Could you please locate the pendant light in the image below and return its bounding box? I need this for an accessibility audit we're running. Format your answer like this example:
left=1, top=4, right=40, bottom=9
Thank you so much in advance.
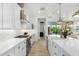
left=56, top=3, right=66, bottom=24
left=56, top=3, right=73, bottom=25
left=72, top=10, right=79, bottom=17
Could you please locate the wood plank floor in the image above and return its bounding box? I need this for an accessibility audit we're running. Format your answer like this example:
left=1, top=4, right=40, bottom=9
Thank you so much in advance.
left=28, top=38, right=49, bottom=56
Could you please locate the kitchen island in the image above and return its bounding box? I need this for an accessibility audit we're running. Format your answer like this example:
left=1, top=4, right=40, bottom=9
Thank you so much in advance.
left=48, top=34, right=79, bottom=56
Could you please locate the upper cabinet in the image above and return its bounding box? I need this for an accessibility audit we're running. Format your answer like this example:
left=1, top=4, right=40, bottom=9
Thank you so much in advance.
left=14, top=4, right=21, bottom=29
left=0, top=3, right=21, bottom=29
left=0, top=3, right=31, bottom=29
left=3, top=3, right=15, bottom=29
left=3, top=3, right=21, bottom=29
left=0, top=4, right=2, bottom=28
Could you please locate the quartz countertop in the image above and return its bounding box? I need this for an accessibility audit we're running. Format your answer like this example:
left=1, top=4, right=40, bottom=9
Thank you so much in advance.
left=48, top=34, right=79, bottom=56
left=0, top=38, right=26, bottom=55
left=0, top=29, right=35, bottom=55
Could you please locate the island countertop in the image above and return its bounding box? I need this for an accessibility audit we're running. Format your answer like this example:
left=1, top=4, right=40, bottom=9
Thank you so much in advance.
left=48, top=34, right=79, bottom=56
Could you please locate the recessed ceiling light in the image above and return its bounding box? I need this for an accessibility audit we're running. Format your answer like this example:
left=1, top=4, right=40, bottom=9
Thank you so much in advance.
left=40, top=7, right=45, bottom=11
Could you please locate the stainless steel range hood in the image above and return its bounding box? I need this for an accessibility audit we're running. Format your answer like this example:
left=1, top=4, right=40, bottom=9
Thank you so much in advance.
left=17, top=3, right=24, bottom=8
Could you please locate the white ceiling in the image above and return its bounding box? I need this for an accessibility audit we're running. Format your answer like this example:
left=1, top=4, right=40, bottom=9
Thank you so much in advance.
left=24, top=3, right=79, bottom=22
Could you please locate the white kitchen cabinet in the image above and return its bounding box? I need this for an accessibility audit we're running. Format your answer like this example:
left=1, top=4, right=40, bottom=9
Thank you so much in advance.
left=3, top=3, right=15, bottom=29
left=52, top=41, right=70, bottom=56
left=48, top=36, right=59, bottom=56
left=60, top=49, right=70, bottom=56
left=0, top=4, right=2, bottom=28
left=30, top=34, right=35, bottom=45
left=15, top=40, right=26, bottom=56
left=1, top=39, right=26, bottom=56
left=2, top=3, right=21, bottom=29
left=52, top=42, right=59, bottom=56
left=14, top=42, right=22, bottom=56
left=14, top=4, right=21, bottom=29
left=20, top=40, right=26, bottom=56
left=2, top=48, right=15, bottom=56
left=48, top=36, right=70, bottom=56
left=48, top=43, right=53, bottom=56
left=48, top=36, right=53, bottom=56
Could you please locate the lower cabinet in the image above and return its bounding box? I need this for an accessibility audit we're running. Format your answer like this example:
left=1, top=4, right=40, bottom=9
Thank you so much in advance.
left=48, top=36, right=53, bottom=55
left=60, top=50, right=70, bottom=56
left=52, top=41, right=70, bottom=56
left=1, top=39, right=26, bottom=56
left=1, top=48, right=15, bottom=56
left=21, top=40, right=26, bottom=56
left=14, top=43, right=22, bottom=56
left=15, top=40, right=26, bottom=56
left=30, top=34, right=35, bottom=45
left=48, top=36, right=70, bottom=56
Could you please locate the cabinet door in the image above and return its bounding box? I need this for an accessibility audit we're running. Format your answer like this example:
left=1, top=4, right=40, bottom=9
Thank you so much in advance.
left=14, top=4, right=21, bottom=29
left=15, top=40, right=26, bottom=56
left=53, top=43, right=58, bottom=56
left=3, top=3, right=15, bottom=29
left=30, top=35, right=35, bottom=45
left=52, top=42, right=62, bottom=56
left=48, top=37, right=53, bottom=56
left=61, top=49, right=70, bottom=56
left=1, top=48, right=15, bottom=56
left=20, top=40, right=26, bottom=56
left=0, top=4, right=2, bottom=28
left=14, top=43, right=22, bottom=56
left=52, top=41, right=70, bottom=56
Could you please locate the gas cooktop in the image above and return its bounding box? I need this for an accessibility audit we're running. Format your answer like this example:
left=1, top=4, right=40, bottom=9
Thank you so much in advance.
left=15, top=35, right=29, bottom=38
